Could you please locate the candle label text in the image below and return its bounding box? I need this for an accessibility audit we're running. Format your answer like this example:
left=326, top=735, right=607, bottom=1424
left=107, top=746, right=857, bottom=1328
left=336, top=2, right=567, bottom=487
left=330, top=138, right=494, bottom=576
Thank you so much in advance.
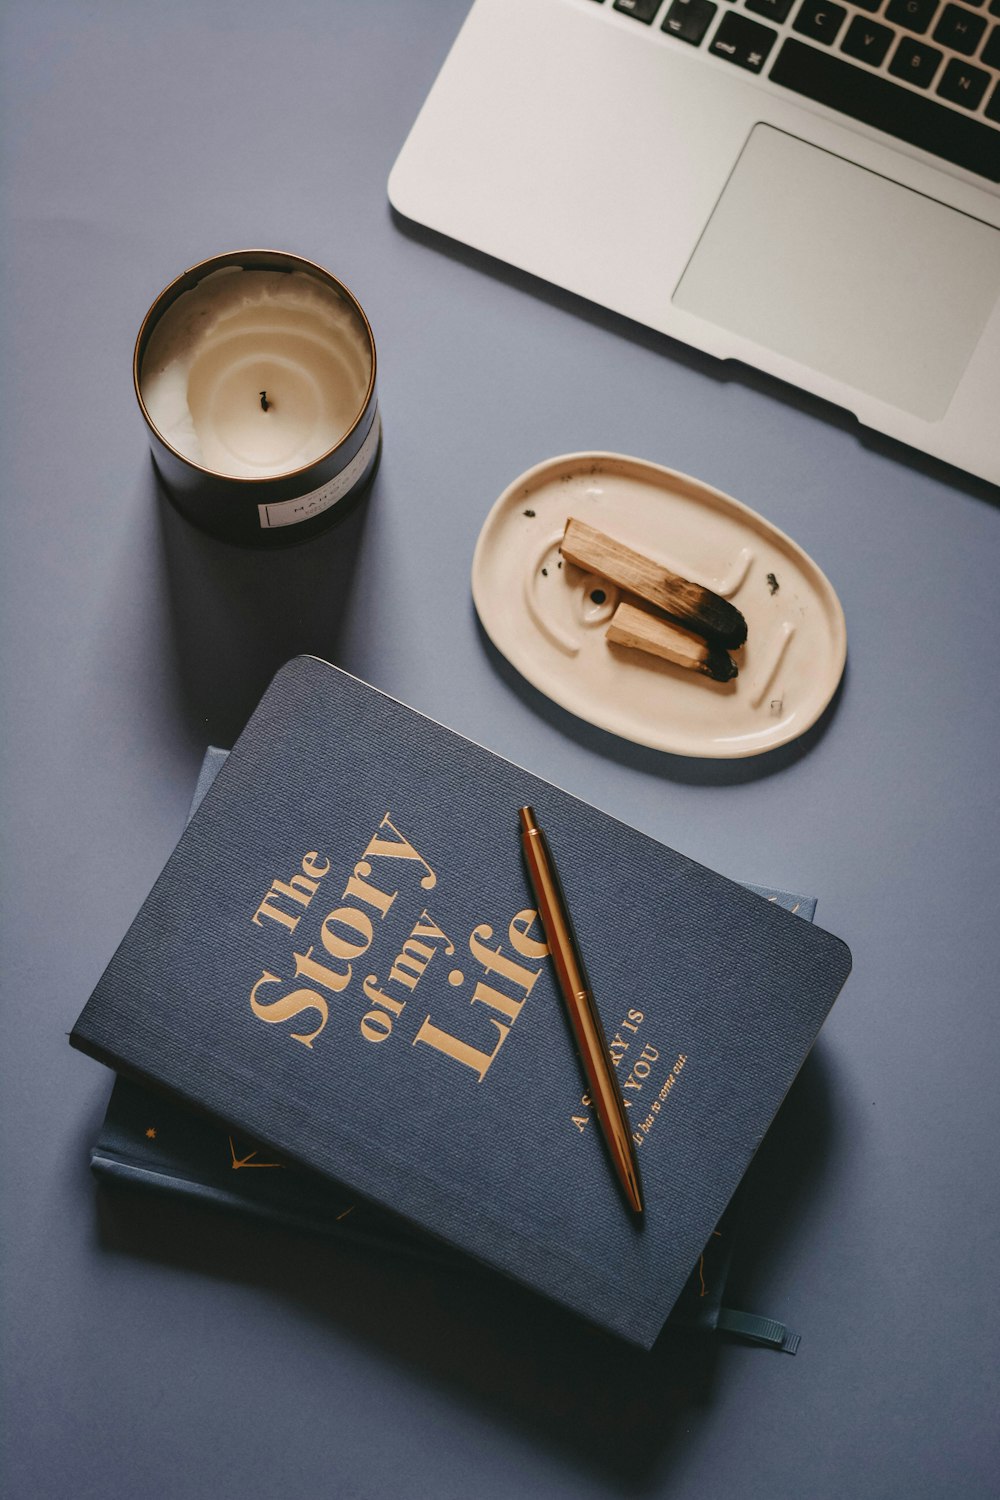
left=257, top=407, right=381, bottom=529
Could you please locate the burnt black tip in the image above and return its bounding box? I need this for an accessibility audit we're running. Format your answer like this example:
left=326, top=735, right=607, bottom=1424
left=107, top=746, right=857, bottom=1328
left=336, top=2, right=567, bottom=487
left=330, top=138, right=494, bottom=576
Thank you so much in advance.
left=726, top=615, right=748, bottom=649
left=703, top=599, right=747, bottom=649
left=682, top=590, right=748, bottom=650
left=705, top=646, right=739, bottom=683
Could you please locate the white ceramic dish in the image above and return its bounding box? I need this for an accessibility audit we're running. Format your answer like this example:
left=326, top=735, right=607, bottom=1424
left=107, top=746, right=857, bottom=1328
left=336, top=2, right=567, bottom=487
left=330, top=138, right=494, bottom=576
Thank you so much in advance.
left=471, top=452, right=847, bottom=758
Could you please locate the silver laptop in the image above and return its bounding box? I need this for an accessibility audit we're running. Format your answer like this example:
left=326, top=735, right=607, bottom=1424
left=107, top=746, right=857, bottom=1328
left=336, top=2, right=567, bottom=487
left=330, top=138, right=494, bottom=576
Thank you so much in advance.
left=389, top=0, right=1000, bottom=485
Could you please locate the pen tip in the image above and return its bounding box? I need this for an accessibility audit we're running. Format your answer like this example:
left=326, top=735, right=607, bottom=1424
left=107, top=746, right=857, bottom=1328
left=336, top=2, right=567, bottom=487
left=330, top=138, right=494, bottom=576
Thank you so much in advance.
left=623, top=1161, right=644, bottom=1216
left=519, top=805, right=537, bottom=833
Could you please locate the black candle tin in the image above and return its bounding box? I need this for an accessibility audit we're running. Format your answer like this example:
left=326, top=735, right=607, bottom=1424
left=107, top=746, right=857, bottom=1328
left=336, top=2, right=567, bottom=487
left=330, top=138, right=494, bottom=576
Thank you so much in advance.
left=133, top=250, right=380, bottom=546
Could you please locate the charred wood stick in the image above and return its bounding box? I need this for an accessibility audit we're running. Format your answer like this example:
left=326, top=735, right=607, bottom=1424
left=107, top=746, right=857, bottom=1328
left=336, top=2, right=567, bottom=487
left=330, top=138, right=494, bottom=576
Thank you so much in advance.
left=606, top=601, right=738, bottom=683
left=561, top=518, right=748, bottom=649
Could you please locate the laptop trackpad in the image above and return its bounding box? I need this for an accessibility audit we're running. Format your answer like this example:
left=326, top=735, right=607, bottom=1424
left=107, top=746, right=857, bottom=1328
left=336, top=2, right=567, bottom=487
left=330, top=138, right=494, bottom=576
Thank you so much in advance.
left=672, top=124, right=1000, bottom=422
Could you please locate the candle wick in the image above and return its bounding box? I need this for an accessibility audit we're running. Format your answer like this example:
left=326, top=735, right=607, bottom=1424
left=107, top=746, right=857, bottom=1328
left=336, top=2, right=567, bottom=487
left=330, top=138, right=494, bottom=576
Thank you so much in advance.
left=259, top=390, right=270, bottom=412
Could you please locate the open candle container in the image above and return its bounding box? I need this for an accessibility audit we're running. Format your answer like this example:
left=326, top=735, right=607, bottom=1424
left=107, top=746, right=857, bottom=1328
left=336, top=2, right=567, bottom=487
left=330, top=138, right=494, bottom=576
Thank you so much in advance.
left=134, top=250, right=380, bottom=544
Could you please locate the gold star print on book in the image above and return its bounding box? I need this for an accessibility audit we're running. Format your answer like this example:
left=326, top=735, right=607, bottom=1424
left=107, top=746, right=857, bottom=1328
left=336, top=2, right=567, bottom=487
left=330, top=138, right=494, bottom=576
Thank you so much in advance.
left=227, top=1136, right=284, bottom=1170
left=224, top=1136, right=356, bottom=1216
left=145, top=1127, right=157, bottom=1139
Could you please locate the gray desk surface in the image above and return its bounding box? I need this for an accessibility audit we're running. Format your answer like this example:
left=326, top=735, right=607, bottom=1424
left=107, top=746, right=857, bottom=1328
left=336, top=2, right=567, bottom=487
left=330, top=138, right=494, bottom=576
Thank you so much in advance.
left=2, top=3, right=998, bottom=1496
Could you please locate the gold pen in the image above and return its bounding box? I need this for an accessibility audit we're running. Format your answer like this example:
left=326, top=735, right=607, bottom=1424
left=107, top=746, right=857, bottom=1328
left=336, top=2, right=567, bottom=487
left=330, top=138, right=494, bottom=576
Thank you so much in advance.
left=519, top=806, right=644, bottom=1217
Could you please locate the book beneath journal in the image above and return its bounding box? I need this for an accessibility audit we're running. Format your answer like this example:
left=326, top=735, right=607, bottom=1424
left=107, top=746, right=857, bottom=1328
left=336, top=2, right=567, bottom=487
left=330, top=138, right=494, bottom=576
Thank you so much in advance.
left=71, top=656, right=851, bottom=1348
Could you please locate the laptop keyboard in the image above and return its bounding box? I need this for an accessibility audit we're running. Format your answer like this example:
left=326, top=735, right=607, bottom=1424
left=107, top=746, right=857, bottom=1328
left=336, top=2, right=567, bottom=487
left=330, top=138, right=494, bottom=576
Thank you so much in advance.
left=592, top=0, right=1000, bottom=180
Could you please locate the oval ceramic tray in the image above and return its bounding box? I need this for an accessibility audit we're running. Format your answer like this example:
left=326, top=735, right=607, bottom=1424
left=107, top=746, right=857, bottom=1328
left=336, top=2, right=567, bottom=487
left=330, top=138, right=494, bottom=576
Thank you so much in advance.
left=471, top=453, right=846, bottom=758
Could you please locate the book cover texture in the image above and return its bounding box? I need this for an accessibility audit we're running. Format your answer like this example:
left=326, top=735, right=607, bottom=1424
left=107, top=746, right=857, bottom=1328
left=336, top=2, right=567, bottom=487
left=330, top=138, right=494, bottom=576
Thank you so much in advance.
left=72, top=657, right=850, bottom=1346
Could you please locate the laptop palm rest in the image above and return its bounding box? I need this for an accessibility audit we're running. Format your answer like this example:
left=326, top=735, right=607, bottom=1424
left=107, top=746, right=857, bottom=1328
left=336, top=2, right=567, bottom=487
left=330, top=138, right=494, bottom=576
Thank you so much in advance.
left=672, top=124, right=1000, bottom=422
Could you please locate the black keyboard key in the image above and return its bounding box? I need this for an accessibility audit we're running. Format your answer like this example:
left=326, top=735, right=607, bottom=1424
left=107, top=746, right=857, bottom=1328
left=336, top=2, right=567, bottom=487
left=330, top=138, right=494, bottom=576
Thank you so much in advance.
left=986, top=81, right=1000, bottom=119
left=613, top=0, right=661, bottom=20
left=663, top=0, right=719, bottom=41
left=989, top=0, right=1000, bottom=14
left=793, top=0, right=848, bottom=39
left=768, top=38, right=1000, bottom=179
left=932, top=3, right=988, bottom=50
left=850, top=0, right=885, bottom=11
left=709, top=12, right=778, bottom=68
left=937, top=54, right=991, bottom=103
left=841, top=13, right=895, bottom=61
left=746, top=0, right=795, bottom=21
left=889, top=34, right=943, bottom=81
left=885, top=0, right=939, bottom=32
left=981, top=23, right=1000, bottom=64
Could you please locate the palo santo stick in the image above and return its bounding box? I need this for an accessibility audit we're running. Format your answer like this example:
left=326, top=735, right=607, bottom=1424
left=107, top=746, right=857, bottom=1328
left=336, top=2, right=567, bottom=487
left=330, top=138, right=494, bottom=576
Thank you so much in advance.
left=562, top=517, right=747, bottom=649
left=607, top=600, right=738, bottom=682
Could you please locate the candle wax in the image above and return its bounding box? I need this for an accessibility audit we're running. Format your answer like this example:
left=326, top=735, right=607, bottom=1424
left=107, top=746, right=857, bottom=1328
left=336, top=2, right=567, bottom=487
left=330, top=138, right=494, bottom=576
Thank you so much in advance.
left=140, top=268, right=372, bottom=479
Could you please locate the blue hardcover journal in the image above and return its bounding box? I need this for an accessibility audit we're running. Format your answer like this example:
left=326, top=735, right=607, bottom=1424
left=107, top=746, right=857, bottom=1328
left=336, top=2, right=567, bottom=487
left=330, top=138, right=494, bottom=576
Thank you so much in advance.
left=71, top=656, right=850, bottom=1347
left=89, top=748, right=813, bottom=1346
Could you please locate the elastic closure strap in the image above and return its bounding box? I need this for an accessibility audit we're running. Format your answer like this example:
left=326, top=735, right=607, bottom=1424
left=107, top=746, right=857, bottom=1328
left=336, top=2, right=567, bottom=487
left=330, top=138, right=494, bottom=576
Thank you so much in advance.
left=717, top=1307, right=801, bottom=1355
